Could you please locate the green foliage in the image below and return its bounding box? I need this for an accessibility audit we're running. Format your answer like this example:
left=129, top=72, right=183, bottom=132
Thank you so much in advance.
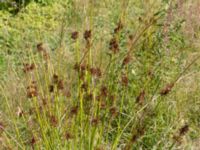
left=0, top=0, right=200, bottom=149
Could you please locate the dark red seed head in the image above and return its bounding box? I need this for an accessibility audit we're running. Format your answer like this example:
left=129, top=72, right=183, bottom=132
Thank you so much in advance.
left=136, top=90, right=145, bottom=105
left=53, top=74, right=59, bottom=84
left=81, top=82, right=88, bottom=91
left=65, top=132, right=73, bottom=140
left=71, top=31, right=79, bottom=40
left=57, top=80, right=64, bottom=90
left=23, top=63, right=35, bottom=73
left=114, top=20, right=123, bottom=33
left=27, top=83, right=38, bottom=98
left=84, top=30, right=92, bottom=40
left=74, top=62, right=80, bottom=72
left=49, top=85, right=54, bottom=93
left=122, top=55, right=132, bottom=66
left=129, top=34, right=134, bottom=41
left=100, top=86, right=108, bottom=97
left=30, top=136, right=36, bottom=146
left=109, top=94, right=115, bottom=104
left=179, top=124, right=189, bottom=136
left=91, top=117, right=99, bottom=126
left=90, top=67, right=102, bottom=78
left=37, top=43, right=44, bottom=52
left=50, top=115, right=58, bottom=127
left=70, top=106, right=78, bottom=116
left=63, top=89, right=71, bottom=98
left=109, top=106, right=118, bottom=117
left=121, top=75, right=129, bottom=87
left=109, top=38, right=119, bottom=54
left=160, top=83, right=174, bottom=96
left=100, top=101, right=106, bottom=109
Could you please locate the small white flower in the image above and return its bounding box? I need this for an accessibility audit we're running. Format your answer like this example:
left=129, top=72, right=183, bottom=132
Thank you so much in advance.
left=131, top=69, right=136, bottom=75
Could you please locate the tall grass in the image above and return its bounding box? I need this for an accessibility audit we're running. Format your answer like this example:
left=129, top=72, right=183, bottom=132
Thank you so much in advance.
left=0, top=0, right=200, bottom=149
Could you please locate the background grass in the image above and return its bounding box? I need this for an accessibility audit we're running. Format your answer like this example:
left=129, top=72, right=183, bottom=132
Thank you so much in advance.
left=0, top=0, right=200, bottom=149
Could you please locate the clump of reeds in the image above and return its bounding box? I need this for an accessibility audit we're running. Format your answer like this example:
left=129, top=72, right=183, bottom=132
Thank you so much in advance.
left=0, top=2, right=199, bottom=149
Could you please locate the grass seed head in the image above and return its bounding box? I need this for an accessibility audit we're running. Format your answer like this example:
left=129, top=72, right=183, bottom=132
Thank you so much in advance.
left=160, top=83, right=174, bottom=95
left=121, top=74, right=129, bottom=87
left=122, top=55, right=132, bottom=66
left=70, top=106, right=78, bottom=116
left=84, top=30, right=92, bottom=40
left=128, top=34, right=134, bottom=41
left=37, top=43, right=45, bottom=52
left=71, top=31, right=79, bottom=40
left=90, top=67, right=102, bottom=78
left=30, top=136, right=36, bottom=147
left=109, top=38, right=119, bottom=54
left=65, top=132, right=73, bottom=140
left=53, top=74, right=59, bottom=84
left=81, top=82, right=88, bottom=91
left=179, top=124, right=189, bottom=136
left=136, top=90, right=145, bottom=104
left=16, top=107, right=24, bottom=117
left=109, top=106, right=118, bottom=117
left=49, top=84, right=54, bottom=93
left=100, top=86, right=108, bottom=97
left=23, top=63, right=35, bottom=73
left=50, top=115, right=58, bottom=127
left=114, top=20, right=123, bottom=34
left=91, top=117, right=100, bottom=126
left=27, top=82, right=38, bottom=98
left=63, top=88, right=71, bottom=97
left=57, top=80, right=64, bottom=90
left=100, top=101, right=106, bottom=109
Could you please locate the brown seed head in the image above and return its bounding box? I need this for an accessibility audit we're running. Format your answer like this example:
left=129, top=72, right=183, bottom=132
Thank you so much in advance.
left=84, top=30, right=92, bottom=40
left=109, top=38, right=119, bottom=54
left=81, top=82, right=88, bottom=91
left=90, top=67, right=102, bottom=77
left=37, top=43, right=45, bottom=52
left=57, top=80, right=64, bottom=90
left=80, top=64, right=86, bottom=72
left=122, top=55, right=132, bottom=66
left=23, top=63, right=35, bottom=73
left=100, top=86, right=108, bottom=97
left=53, top=74, right=59, bottom=84
left=121, top=75, right=129, bottom=87
left=109, top=106, right=118, bottom=117
left=179, top=124, right=189, bottom=136
left=74, top=62, right=80, bottom=72
left=129, top=34, right=134, bottom=41
left=136, top=90, right=145, bottom=105
left=70, top=106, right=78, bottom=116
left=65, top=132, right=73, bottom=140
left=16, top=107, right=24, bottom=117
left=63, top=89, right=71, bottom=98
left=91, top=117, right=99, bottom=126
left=50, top=115, right=58, bottom=127
left=114, top=20, right=123, bottom=33
left=30, top=136, right=36, bottom=147
left=100, top=101, right=106, bottom=109
left=160, top=83, right=174, bottom=95
left=49, top=85, right=54, bottom=93
left=27, top=83, right=38, bottom=98
left=71, top=31, right=79, bottom=40
left=109, top=94, right=115, bottom=104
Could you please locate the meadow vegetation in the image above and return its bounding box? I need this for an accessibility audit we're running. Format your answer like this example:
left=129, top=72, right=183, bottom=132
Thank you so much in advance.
left=0, top=0, right=200, bottom=149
